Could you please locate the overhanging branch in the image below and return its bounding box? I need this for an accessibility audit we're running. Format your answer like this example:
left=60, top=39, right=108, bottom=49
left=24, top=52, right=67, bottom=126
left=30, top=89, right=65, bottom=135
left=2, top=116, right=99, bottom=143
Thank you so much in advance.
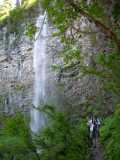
left=65, top=0, right=120, bottom=51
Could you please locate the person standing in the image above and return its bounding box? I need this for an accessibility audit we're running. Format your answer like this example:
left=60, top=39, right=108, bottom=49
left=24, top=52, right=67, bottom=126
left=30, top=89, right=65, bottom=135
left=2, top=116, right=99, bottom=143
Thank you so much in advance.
left=92, top=120, right=98, bottom=147
left=87, top=116, right=94, bottom=139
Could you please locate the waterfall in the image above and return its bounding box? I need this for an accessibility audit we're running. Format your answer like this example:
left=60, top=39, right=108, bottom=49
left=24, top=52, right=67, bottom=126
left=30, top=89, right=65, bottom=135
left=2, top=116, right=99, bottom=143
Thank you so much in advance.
left=30, top=12, right=48, bottom=133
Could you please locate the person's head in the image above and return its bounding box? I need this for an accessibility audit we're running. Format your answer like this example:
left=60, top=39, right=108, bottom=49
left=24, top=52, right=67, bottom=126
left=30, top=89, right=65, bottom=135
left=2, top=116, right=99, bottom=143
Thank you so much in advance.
left=88, top=112, right=93, bottom=118
left=94, top=120, right=97, bottom=125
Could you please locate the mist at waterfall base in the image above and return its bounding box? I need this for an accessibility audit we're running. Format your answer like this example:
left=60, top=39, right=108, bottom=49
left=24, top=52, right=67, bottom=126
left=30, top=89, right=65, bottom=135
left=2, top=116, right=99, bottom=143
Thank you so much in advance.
left=30, top=13, right=47, bottom=133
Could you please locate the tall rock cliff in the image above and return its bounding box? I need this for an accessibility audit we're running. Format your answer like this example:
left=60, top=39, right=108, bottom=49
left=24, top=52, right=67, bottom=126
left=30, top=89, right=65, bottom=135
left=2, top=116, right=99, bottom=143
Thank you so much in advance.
left=0, top=1, right=115, bottom=117
left=0, top=4, right=40, bottom=114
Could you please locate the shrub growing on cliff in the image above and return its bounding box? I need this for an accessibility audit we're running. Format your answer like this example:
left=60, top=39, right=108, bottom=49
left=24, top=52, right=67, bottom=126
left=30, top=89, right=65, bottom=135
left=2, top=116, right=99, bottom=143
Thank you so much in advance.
left=25, top=22, right=37, bottom=38
left=34, top=105, right=90, bottom=160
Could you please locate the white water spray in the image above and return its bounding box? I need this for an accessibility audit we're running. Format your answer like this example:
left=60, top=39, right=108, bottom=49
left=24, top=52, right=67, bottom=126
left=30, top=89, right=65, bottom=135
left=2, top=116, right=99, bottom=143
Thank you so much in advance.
left=30, top=12, right=48, bottom=133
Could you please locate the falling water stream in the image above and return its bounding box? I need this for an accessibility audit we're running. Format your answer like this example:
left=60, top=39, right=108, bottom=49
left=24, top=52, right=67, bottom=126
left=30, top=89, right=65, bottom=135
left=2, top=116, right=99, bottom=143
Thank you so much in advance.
left=30, top=12, right=47, bottom=133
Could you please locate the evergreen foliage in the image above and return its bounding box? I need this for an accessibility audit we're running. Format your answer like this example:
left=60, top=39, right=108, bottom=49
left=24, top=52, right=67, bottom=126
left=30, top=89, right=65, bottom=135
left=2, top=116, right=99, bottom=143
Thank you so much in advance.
left=0, top=107, right=90, bottom=160
left=0, top=0, right=38, bottom=36
left=0, top=113, right=38, bottom=160
left=100, top=104, right=120, bottom=160
left=0, top=0, right=37, bottom=23
left=34, top=105, right=90, bottom=160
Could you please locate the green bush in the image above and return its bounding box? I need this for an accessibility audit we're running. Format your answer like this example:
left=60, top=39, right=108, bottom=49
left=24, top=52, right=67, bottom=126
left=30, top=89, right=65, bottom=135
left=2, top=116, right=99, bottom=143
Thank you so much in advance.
left=100, top=104, right=120, bottom=160
left=0, top=105, right=90, bottom=160
left=34, top=105, right=90, bottom=160
left=0, top=113, right=38, bottom=160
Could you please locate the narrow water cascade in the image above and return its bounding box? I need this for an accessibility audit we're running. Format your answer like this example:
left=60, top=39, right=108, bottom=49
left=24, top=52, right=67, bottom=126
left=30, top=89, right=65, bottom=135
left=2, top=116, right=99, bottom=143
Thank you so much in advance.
left=30, top=12, right=48, bottom=133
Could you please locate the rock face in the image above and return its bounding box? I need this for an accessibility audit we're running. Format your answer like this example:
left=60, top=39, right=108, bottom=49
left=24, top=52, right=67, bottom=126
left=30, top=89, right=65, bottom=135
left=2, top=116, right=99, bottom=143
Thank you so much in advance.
left=54, top=16, right=113, bottom=115
left=0, top=28, right=33, bottom=113
left=0, top=5, right=64, bottom=114
left=0, top=3, right=114, bottom=116
left=0, top=5, right=40, bottom=114
left=42, top=0, right=117, bottom=115
left=0, top=12, right=103, bottom=115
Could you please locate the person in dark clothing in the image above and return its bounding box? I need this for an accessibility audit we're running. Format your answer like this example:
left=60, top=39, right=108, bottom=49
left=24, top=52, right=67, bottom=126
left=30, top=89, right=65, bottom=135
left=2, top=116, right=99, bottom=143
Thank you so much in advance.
left=94, top=116, right=101, bottom=137
left=92, top=121, right=98, bottom=147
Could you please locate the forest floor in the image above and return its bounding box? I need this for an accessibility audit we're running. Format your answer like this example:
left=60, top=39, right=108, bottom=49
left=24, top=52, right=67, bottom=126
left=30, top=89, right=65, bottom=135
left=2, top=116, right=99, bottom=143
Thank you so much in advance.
left=90, top=138, right=104, bottom=160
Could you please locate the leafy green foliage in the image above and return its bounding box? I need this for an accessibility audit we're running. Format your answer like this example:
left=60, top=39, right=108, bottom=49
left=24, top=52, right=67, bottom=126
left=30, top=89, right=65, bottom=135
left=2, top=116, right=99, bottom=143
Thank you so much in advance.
left=88, top=2, right=106, bottom=20
left=8, top=7, right=24, bottom=33
left=34, top=105, right=90, bottom=160
left=0, top=0, right=24, bottom=22
left=0, top=106, right=90, bottom=160
left=41, top=0, right=78, bottom=34
left=61, top=45, right=82, bottom=65
left=112, top=0, right=120, bottom=21
left=100, top=104, right=120, bottom=160
left=0, top=113, right=38, bottom=160
left=0, top=0, right=12, bottom=22
left=95, top=52, right=120, bottom=95
left=25, top=22, right=37, bottom=38
left=116, top=28, right=120, bottom=40
left=0, top=0, right=38, bottom=35
left=15, top=83, right=26, bottom=91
